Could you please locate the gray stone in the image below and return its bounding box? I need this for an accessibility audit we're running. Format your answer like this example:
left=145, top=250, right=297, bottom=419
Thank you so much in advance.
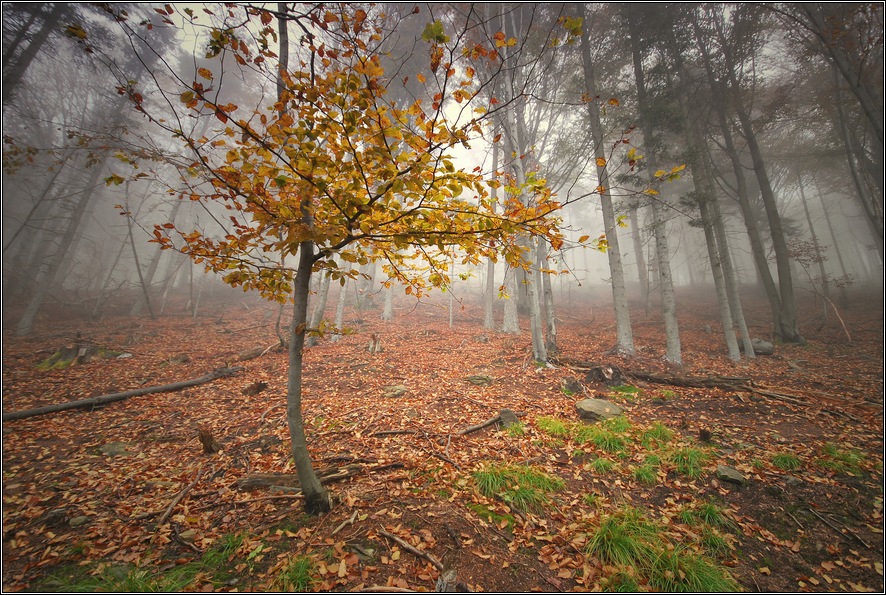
left=464, top=375, right=494, bottom=386
left=716, top=465, right=747, bottom=485
left=783, top=475, right=804, bottom=486
left=99, top=442, right=131, bottom=456
left=575, top=399, right=624, bottom=422
left=382, top=385, right=407, bottom=398
left=741, top=338, right=774, bottom=356
left=69, top=515, right=90, bottom=527
left=560, top=377, right=584, bottom=395
left=499, top=409, right=520, bottom=428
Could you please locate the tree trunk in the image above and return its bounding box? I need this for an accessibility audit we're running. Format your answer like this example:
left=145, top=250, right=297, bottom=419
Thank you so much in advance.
left=811, top=173, right=850, bottom=307
left=797, top=171, right=830, bottom=298
left=2, top=3, right=65, bottom=103
left=538, top=238, right=557, bottom=358
left=331, top=262, right=351, bottom=343
left=628, top=12, right=679, bottom=363
left=131, top=199, right=181, bottom=316
left=628, top=204, right=649, bottom=311
left=278, top=2, right=328, bottom=515
left=501, top=265, right=520, bottom=333
left=306, top=270, right=331, bottom=347
left=287, top=243, right=330, bottom=514
left=16, top=166, right=101, bottom=336
left=483, top=134, right=500, bottom=330
left=580, top=4, right=634, bottom=355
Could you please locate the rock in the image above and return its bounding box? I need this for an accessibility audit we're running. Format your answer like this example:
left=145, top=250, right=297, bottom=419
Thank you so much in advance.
left=69, top=515, right=90, bottom=527
left=382, top=385, right=407, bottom=398
left=237, top=346, right=265, bottom=361
left=560, top=377, right=584, bottom=395
left=499, top=409, right=520, bottom=428
left=464, top=375, right=494, bottom=386
left=575, top=399, right=624, bottom=422
left=472, top=335, right=489, bottom=343
left=740, top=338, right=774, bottom=356
left=783, top=475, right=804, bottom=486
left=178, top=529, right=197, bottom=542
left=99, top=442, right=131, bottom=456
left=716, top=465, right=747, bottom=485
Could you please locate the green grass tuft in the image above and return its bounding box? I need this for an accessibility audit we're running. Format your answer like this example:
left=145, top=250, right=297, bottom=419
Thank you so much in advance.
left=649, top=545, right=740, bottom=592
left=588, top=507, right=660, bottom=567
left=671, top=447, right=710, bottom=479
left=473, top=464, right=564, bottom=513
left=277, top=556, right=315, bottom=591
left=816, top=442, right=864, bottom=475
left=771, top=452, right=802, bottom=471
left=536, top=416, right=570, bottom=437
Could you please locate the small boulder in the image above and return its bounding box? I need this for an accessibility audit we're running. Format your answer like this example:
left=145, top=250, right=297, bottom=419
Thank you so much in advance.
left=716, top=465, right=747, bottom=485
left=576, top=399, right=624, bottom=422
left=560, top=377, right=584, bottom=395
left=382, top=385, right=407, bottom=398
left=99, top=442, right=131, bottom=457
left=69, top=515, right=90, bottom=527
left=499, top=409, right=520, bottom=428
left=740, top=338, right=774, bottom=356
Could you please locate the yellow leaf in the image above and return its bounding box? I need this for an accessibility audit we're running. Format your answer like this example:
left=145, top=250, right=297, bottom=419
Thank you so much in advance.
left=596, top=156, right=607, bottom=168
left=653, top=169, right=666, bottom=178
left=416, top=72, right=426, bottom=83
left=198, top=67, right=213, bottom=80
left=578, top=235, right=589, bottom=243
left=608, top=97, right=620, bottom=106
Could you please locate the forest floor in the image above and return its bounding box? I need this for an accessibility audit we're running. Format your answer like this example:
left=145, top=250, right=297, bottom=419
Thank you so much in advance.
left=2, top=288, right=883, bottom=592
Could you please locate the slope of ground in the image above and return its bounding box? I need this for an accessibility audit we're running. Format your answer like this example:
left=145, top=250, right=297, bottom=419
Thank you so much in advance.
left=2, top=289, right=883, bottom=592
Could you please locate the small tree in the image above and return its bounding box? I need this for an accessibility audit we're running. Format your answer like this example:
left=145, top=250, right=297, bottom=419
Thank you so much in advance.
left=112, top=4, right=563, bottom=513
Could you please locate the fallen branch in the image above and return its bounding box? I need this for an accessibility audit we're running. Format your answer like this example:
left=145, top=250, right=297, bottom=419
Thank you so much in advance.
left=2, top=367, right=244, bottom=422
left=458, top=411, right=526, bottom=435
left=377, top=528, right=443, bottom=571
left=157, top=466, right=205, bottom=527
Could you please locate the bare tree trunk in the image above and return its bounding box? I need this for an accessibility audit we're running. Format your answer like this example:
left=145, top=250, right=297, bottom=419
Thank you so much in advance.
left=131, top=199, right=181, bottom=316
left=539, top=238, right=557, bottom=358
left=331, top=262, right=350, bottom=343
left=278, top=2, right=328, bottom=515
left=484, top=133, right=500, bottom=330
left=501, top=266, right=520, bottom=334
left=628, top=204, right=649, bottom=310
left=2, top=3, right=65, bottom=103
left=16, top=166, right=101, bottom=336
left=305, top=270, right=331, bottom=347
left=580, top=4, right=634, bottom=355
left=797, top=171, right=830, bottom=298
left=811, top=173, right=850, bottom=307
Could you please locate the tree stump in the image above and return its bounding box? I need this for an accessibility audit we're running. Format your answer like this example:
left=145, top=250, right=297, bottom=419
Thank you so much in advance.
left=197, top=428, right=222, bottom=453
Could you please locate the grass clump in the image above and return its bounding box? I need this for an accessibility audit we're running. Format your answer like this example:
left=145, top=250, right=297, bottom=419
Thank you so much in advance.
left=633, top=464, right=658, bottom=485
left=588, top=507, right=660, bottom=568
left=642, top=422, right=674, bottom=447
left=671, top=447, right=710, bottom=479
left=603, top=416, right=632, bottom=433
left=611, top=384, right=642, bottom=400
left=589, top=457, right=616, bottom=474
left=277, top=556, right=315, bottom=591
left=473, top=464, right=564, bottom=513
left=504, top=422, right=525, bottom=437
left=574, top=425, right=628, bottom=453
left=816, top=442, right=864, bottom=475
left=649, top=545, right=740, bottom=591
left=771, top=452, right=802, bottom=471
left=535, top=416, right=570, bottom=438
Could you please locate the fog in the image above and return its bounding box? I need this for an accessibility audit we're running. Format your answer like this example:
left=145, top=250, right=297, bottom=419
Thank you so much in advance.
left=3, top=3, right=882, bottom=353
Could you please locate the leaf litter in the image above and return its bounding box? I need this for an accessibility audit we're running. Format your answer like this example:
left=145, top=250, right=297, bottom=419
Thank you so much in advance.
left=1, top=291, right=883, bottom=592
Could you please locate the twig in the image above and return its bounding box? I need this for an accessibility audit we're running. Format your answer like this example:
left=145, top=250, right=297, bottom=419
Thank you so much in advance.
left=805, top=507, right=872, bottom=549
left=332, top=510, right=358, bottom=536
left=259, top=403, right=285, bottom=424
left=786, top=511, right=804, bottom=529
left=458, top=415, right=502, bottom=435
left=428, top=450, right=462, bottom=471
left=377, top=528, right=443, bottom=571
left=157, top=466, right=204, bottom=527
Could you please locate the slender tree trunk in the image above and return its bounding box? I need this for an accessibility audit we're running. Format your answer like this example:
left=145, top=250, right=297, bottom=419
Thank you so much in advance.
left=305, top=270, right=331, bottom=347
left=628, top=13, right=679, bottom=363
left=277, top=2, right=328, bottom=515
left=580, top=4, right=634, bottom=355
left=501, top=266, right=520, bottom=333
left=484, top=134, right=500, bottom=330
left=538, top=238, right=557, bottom=358
left=797, top=171, right=830, bottom=298
left=2, top=3, right=65, bottom=103
left=331, top=262, right=351, bottom=343
left=16, top=166, right=101, bottom=336
left=130, top=199, right=181, bottom=316
left=811, top=173, right=850, bottom=307
left=628, top=205, right=649, bottom=309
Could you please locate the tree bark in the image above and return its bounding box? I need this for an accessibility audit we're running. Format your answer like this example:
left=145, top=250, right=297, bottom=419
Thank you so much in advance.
left=2, top=3, right=65, bottom=104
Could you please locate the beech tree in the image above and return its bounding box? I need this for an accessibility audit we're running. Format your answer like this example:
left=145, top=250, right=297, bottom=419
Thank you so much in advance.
left=109, top=4, right=562, bottom=513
